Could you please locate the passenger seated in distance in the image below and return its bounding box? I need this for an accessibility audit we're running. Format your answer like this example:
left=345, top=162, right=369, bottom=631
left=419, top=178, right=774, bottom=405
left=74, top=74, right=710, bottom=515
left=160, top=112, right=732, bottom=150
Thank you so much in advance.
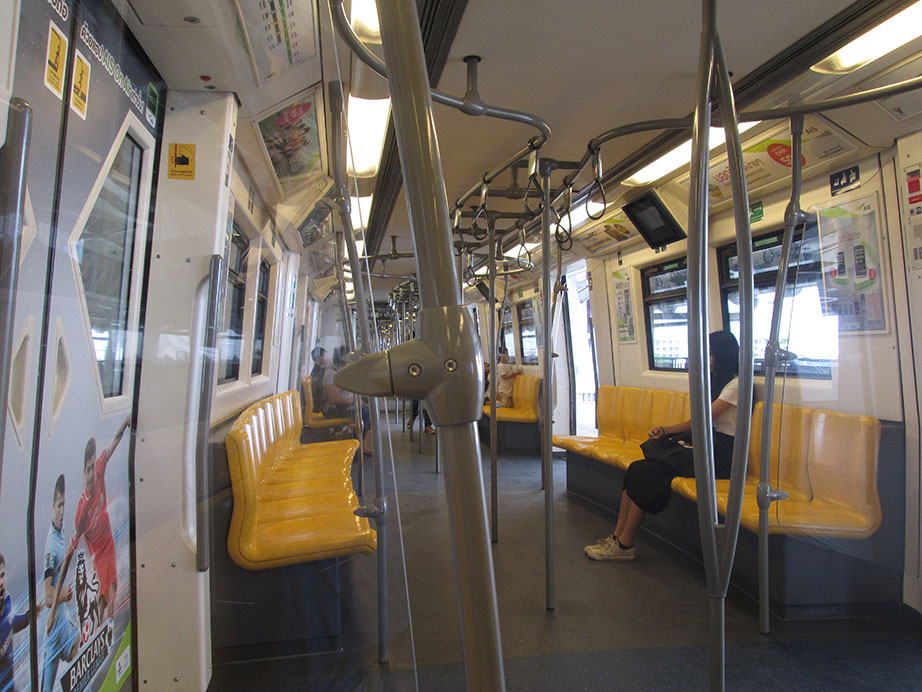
left=323, top=346, right=374, bottom=456
left=585, top=330, right=742, bottom=562
left=485, top=347, right=522, bottom=408
left=309, top=346, right=328, bottom=413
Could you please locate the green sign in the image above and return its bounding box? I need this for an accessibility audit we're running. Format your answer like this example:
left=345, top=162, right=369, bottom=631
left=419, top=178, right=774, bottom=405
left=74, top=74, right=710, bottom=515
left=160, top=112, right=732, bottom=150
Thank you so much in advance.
left=749, top=201, right=764, bottom=223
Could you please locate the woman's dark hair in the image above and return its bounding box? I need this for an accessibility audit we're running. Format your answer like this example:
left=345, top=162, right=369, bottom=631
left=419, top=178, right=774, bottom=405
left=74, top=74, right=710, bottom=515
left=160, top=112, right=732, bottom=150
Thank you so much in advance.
left=709, top=330, right=739, bottom=401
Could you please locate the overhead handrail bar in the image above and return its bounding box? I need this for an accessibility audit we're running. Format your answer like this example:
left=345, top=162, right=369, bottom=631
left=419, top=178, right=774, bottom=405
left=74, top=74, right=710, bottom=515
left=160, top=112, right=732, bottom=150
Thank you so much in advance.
left=329, top=83, right=390, bottom=663
left=453, top=140, right=544, bottom=213
left=0, top=98, right=31, bottom=492
left=685, top=1, right=754, bottom=689
left=331, top=0, right=550, bottom=144
left=547, top=71, right=922, bottom=218
left=333, top=1, right=505, bottom=688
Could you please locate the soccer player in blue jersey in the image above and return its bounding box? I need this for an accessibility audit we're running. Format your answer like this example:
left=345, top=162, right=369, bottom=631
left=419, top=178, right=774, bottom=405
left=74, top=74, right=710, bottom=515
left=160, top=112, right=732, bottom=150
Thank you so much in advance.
left=0, top=552, right=35, bottom=691
left=41, top=475, right=80, bottom=692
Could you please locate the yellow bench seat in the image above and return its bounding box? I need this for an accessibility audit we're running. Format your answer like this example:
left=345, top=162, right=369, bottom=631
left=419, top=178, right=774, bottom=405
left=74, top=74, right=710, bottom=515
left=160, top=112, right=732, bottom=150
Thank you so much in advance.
left=482, top=375, right=541, bottom=424
left=300, top=376, right=354, bottom=429
left=557, top=385, right=882, bottom=540
left=226, top=390, right=377, bottom=570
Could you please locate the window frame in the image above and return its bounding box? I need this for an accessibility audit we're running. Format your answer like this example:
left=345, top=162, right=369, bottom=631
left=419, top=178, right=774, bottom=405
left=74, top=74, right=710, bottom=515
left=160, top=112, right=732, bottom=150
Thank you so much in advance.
left=218, top=224, right=250, bottom=385
left=499, top=303, right=517, bottom=364
left=641, top=257, right=689, bottom=372
left=516, top=299, right=539, bottom=365
left=251, top=258, right=271, bottom=376
left=717, top=221, right=832, bottom=380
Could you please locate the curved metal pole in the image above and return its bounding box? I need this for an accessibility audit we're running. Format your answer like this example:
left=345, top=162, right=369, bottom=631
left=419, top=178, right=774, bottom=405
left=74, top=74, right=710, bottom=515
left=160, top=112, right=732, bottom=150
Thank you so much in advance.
left=756, top=115, right=804, bottom=634
left=375, top=2, right=506, bottom=689
left=540, top=161, right=555, bottom=611
left=489, top=222, right=499, bottom=543
left=330, top=0, right=550, bottom=144
left=329, top=84, right=389, bottom=663
left=713, top=33, right=755, bottom=593
left=333, top=230, right=364, bottom=498
left=686, top=2, right=722, bottom=689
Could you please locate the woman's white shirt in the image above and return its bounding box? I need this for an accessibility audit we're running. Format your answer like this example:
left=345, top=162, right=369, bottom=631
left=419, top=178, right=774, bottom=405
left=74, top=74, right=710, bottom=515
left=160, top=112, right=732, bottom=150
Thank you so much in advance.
left=712, top=376, right=739, bottom=437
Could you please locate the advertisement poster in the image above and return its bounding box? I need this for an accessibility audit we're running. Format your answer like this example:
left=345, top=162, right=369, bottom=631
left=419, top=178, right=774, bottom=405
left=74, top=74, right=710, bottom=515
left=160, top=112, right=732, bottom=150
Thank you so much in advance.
left=574, top=211, right=639, bottom=256
left=679, top=116, right=858, bottom=204
left=817, top=194, right=888, bottom=334
left=257, top=87, right=322, bottom=193
left=38, top=416, right=134, bottom=692
left=612, top=270, right=636, bottom=343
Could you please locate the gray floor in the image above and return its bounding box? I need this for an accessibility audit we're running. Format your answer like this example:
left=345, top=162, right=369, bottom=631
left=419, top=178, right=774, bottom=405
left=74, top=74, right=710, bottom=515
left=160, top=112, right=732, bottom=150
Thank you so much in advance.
left=210, top=415, right=922, bottom=690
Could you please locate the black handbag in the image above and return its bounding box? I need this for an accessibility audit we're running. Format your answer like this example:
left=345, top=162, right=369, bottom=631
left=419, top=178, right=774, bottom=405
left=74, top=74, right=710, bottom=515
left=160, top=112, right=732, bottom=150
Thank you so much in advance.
left=639, top=434, right=695, bottom=476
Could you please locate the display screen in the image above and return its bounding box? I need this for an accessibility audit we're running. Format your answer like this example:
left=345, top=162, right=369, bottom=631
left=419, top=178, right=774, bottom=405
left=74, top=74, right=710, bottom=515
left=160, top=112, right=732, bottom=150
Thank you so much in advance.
left=622, top=192, right=687, bottom=249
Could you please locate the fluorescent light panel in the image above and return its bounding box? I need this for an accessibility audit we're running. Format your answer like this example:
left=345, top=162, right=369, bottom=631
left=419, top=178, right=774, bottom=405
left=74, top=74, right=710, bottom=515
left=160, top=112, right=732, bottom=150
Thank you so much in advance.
left=350, top=195, right=373, bottom=230
left=350, top=0, right=380, bottom=42
left=502, top=241, right=540, bottom=258
left=347, top=95, right=390, bottom=177
left=812, top=1, right=922, bottom=74
left=625, top=121, right=761, bottom=185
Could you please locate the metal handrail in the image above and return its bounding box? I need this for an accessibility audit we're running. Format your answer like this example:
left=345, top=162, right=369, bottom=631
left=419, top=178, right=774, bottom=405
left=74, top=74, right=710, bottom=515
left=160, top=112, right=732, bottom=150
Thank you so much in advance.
left=0, top=98, right=31, bottom=492
left=330, top=0, right=550, bottom=143
left=195, top=255, right=224, bottom=572
left=756, top=114, right=804, bottom=634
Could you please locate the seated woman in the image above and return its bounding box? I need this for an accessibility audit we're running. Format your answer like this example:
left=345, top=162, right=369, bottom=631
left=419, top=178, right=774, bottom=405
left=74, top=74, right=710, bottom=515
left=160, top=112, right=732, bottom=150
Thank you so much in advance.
left=485, top=348, right=522, bottom=408
left=323, top=347, right=374, bottom=455
left=585, top=330, right=742, bottom=562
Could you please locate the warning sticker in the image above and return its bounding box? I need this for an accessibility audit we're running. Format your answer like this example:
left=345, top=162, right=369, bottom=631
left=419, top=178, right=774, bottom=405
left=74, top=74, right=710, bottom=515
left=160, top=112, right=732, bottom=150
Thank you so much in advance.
left=168, top=143, right=195, bottom=180
left=70, top=50, right=90, bottom=120
left=44, top=20, right=68, bottom=99
left=904, top=164, right=922, bottom=271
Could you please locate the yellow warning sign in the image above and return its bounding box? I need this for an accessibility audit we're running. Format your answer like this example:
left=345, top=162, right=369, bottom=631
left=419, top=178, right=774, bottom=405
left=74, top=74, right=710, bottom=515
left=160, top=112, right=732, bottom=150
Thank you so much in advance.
left=44, top=20, right=68, bottom=99
left=70, top=50, right=90, bottom=120
left=168, top=143, right=196, bottom=180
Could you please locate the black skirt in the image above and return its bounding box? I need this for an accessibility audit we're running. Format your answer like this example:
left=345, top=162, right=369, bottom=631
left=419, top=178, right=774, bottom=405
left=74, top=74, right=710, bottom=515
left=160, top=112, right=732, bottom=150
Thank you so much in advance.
left=622, top=430, right=735, bottom=515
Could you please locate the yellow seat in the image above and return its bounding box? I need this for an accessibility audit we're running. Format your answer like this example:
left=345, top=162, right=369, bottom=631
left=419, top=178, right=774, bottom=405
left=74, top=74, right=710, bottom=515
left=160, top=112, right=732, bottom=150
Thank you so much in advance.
left=670, top=402, right=881, bottom=538
left=226, top=391, right=377, bottom=570
left=482, top=374, right=541, bottom=423
left=560, top=387, right=882, bottom=540
left=300, top=376, right=354, bottom=429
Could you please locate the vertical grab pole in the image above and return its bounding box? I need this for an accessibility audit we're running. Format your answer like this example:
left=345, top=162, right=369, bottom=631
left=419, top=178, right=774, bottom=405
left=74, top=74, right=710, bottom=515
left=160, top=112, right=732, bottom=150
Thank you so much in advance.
left=329, top=84, right=389, bottom=663
left=489, top=220, right=499, bottom=543
left=757, top=115, right=804, bottom=633
left=686, top=0, right=722, bottom=689
left=195, top=255, right=224, bottom=572
left=539, top=160, right=555, bottom=611
left=0, top=98, right=32, bottom=490
left=375, top=1, right=506, bottom=688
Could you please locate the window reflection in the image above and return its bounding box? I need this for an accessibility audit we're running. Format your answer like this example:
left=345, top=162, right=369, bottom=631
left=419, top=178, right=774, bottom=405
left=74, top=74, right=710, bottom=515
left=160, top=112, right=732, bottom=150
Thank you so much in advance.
left=77, top=136, right=141, bottom=398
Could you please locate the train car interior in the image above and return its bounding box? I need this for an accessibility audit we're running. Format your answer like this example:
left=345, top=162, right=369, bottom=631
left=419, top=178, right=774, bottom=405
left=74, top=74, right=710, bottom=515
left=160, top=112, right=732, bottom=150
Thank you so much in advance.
left=3, top=0, right=922, bottom=690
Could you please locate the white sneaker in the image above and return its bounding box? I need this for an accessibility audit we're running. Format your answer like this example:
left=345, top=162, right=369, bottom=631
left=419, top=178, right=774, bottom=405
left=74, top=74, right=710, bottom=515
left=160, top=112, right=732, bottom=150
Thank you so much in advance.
left=586, top=538, right=636, bottom=561
left=584, top=534, right=615, bottom=554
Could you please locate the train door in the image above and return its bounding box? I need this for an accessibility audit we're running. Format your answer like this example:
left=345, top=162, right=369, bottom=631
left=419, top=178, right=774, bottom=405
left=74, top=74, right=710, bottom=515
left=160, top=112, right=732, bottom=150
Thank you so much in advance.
left=4, top=0, right=164, bottom=690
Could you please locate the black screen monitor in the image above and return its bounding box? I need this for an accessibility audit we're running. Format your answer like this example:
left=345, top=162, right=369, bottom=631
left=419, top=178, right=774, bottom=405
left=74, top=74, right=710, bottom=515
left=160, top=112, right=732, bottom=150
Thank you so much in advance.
left=621, top=191, right=687, bottom=249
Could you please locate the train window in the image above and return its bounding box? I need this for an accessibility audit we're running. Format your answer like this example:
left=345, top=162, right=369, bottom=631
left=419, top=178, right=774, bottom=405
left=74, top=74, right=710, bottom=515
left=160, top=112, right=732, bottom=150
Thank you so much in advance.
left=718, top=222, right=835, bottom=378
left=251, top=259, right=271, bottom=375
left=75, top=135, right=143, bottom=397
left=219, top=226, right=250, bottom=384
left=641, top=258, right=689, bottom=370
left=517, top=300, right=539, bottom=364
left=500, top=306, right=516, bottom=363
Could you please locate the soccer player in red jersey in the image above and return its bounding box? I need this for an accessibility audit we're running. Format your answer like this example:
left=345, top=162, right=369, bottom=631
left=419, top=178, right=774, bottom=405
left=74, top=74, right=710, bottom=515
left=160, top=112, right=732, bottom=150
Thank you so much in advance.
left=48, top=416, right=130, bottom=631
